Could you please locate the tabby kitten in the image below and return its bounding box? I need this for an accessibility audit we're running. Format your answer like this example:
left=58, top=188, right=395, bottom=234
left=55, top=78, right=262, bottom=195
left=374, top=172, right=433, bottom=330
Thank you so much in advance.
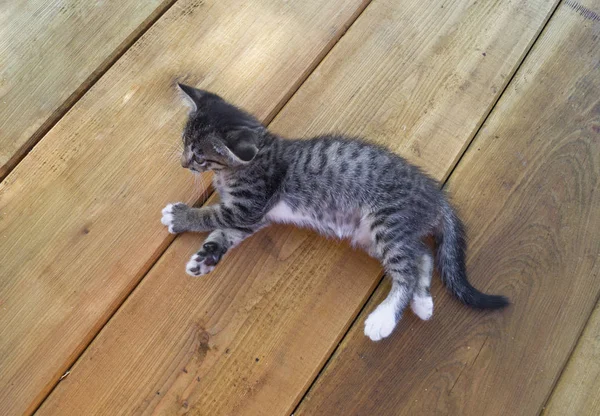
left=161, top=84, right=509, bottom=341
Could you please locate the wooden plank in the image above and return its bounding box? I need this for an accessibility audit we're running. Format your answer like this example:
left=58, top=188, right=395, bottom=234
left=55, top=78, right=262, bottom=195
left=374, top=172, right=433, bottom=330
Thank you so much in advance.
left=37, top=0, right=560, bottom=414
left=544, top=299, right=600, bottom=415
left=0, top=0, right=175, bottom=180
left=295, top=1, right=600, bottom=414
left=0, top=0, right=372, bottom=414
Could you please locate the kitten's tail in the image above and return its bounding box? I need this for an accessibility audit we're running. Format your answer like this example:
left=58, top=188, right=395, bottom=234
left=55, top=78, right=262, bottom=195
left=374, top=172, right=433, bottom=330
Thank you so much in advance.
left=434, top=200, right=509, bottom=309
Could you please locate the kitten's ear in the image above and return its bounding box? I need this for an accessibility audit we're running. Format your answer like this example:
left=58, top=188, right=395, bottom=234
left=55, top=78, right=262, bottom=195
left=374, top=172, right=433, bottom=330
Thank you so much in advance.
left=230, top=141, right=259, bottom=163
left=215, top=127, right=260, bottom=165
left=177, top=83, right=206, bottom=112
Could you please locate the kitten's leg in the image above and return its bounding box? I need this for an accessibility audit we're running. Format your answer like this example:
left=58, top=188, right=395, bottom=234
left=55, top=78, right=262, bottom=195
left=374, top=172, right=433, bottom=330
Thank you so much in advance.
left=186, top=227, right=260, bottom=276
left=161, top=203, right=219, bottom=233
left=410, top=252, right=434, bottom=320
left=364, top=247, right=418, bottom=341
left=352, top=217, right=378, bottom=257
left=161, top=202, right=257, bottom=233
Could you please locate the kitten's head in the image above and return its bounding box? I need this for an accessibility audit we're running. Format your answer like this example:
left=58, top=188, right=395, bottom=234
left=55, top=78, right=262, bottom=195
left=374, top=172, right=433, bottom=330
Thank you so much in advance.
left=177, top=83, right=264, bottom=172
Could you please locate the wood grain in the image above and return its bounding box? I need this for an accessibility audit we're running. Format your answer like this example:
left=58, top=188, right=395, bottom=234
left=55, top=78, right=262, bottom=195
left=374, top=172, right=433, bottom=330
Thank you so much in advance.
left=0, top=0, right=175, bottom=180
left=0, top=0, right=371, bottom=414
left=544, top=299, right=600, bottom=415
left=37, top=0, right=560, bottom=414
left=295, top=1, right=600, bottom=414
left=270, top=0, right=557, bottom=181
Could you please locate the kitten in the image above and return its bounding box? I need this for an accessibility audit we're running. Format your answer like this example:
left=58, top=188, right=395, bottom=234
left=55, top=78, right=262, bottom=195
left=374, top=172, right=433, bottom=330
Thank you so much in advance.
left=161, top=84, right=509, bottom=341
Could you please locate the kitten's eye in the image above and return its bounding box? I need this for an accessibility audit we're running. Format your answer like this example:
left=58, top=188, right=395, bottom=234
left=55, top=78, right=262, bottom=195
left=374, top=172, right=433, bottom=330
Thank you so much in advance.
left=193, top=155, right=207, bottom=166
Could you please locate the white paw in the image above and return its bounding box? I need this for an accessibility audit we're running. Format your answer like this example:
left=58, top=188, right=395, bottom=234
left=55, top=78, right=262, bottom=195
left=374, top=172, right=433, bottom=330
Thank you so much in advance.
left=185, top=254, right=215, bottom=276
left=364, top=304, right=397, bottom=341
left=161, top=203, right=176, bottom=233
left=411, top=296, right=433, bottom=320
left=161, top=203, right=184, bottom=234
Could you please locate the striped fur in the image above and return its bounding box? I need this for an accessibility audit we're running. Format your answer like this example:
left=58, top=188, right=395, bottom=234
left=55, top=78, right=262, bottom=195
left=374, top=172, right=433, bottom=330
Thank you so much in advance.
left=162, top=84, right=509, bottom=341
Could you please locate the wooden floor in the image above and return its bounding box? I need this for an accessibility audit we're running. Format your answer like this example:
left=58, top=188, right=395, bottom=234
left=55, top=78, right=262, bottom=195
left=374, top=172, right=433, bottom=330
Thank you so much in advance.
left=1, top=0, right=599, bottom=414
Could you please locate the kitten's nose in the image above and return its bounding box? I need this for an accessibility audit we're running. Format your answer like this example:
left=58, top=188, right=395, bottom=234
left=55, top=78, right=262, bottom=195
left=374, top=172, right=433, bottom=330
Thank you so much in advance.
left=181, top=153, right=191, bottom=168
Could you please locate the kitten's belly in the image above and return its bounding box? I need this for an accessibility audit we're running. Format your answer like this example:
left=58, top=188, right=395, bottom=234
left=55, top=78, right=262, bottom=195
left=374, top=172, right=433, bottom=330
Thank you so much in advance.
left=266, top=201, right=371, bottom=245
left=266, top=201, right=316, bottom=227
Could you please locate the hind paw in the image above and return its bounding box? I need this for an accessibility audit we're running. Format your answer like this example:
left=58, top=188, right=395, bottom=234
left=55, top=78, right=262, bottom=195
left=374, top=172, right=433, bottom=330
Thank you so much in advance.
left=411, top=296, right=433, bottom=320
left=364, top=304, right=397, bottom=341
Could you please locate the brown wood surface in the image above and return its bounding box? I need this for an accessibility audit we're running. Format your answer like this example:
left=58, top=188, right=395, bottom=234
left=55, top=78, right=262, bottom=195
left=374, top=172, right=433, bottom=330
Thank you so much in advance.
left=544, top=299, right=600, bottom=415
left=0, top=0, right=174, bottom=180
left=0, top=0, right=371, bottom=414
left=37, top=0, right=560, bottom=414
left=295, top=1, right=600, bottom=414
left=270, top=0, right=557, bottom=181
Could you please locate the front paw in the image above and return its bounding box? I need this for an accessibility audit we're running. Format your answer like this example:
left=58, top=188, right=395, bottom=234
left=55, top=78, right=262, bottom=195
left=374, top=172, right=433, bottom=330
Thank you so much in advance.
left=161, top=202, right=191, bottom=234
left=186, top=242, right=227, bottom=276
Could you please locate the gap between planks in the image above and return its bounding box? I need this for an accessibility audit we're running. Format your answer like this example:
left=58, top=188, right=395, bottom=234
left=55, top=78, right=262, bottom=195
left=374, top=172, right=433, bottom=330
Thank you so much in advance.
left=539, top=289, right=600, bottom=414
left=31, top=1, right=374, bottom=412
left=289, top=0, right=564, bottom=413
left=292, top=0, right=600, bottom=416
left=32, top=0, right=572, bottom=413
left=0, top=0, right=179, bottom=183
